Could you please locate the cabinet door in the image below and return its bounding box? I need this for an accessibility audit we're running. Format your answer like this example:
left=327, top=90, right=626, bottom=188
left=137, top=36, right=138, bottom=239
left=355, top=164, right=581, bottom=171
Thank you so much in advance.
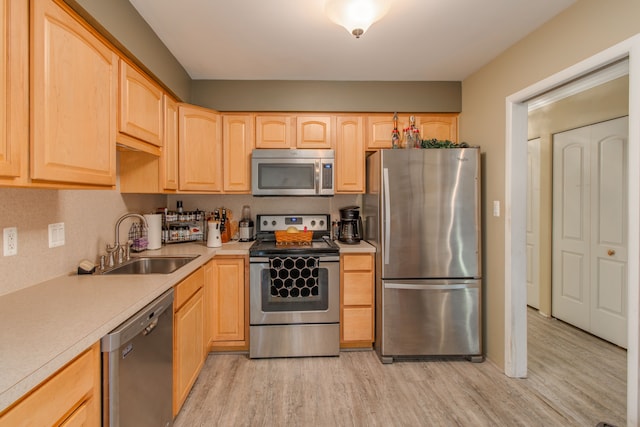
left=203, top=260, right=214, bottom=350
left=0, top=0, right=27, bottom=182
left=0, top=343, right=101, bottom=427
left=173, top=287, right=204, bottom=416
left=161, top=95, right=178, bottom=190
left=255, top=115, right=293, bottom=148
left=296, top=115, right=333, bottom=148
left=366, top=114, right=410, bottom=150
left=117, top=60, right=163, bottom=152
left=343, top=307, right=374, bottom=342
left=223, top=114, right=253, bottom=193
left=31, top=0, right=117, bottom=186
left=211, top=257, right=247, bottom=348
left=335, top=115, right=364, bottom=193
left=178, top=103, right=222, bottom=191
left=340, top=253, right=374, bottom=347
left=416, top=113, right=458, bottom=142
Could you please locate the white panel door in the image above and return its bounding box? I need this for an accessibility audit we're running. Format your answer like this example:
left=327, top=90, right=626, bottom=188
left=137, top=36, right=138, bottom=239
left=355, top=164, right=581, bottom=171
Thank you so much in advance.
left=552, top=116, right=628, bottom=348
left=553, top=127, right=591, bottom=330
left=527, top=138, right=541, bottom=309
left=589, top=117, right=627, bottom=347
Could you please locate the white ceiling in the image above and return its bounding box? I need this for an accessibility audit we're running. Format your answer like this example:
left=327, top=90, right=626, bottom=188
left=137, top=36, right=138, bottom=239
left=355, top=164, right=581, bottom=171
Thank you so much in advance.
left=128, top=0, right=576, bottom=81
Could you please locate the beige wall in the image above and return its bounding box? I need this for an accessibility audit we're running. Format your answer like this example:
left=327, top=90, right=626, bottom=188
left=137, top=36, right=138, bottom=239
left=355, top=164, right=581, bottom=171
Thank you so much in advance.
left=0, top=184, right=165, bottom=296
left=461, top=0, right=640, bottom=368
left=65, top=0, right=191, bottom=101
left=191, top=80, right=461, bottom=112
left=528, top=76, right=629, bottom=316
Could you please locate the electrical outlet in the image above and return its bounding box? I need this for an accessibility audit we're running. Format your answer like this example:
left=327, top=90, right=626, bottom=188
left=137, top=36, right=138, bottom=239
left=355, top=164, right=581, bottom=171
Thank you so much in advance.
left=3, top=227, right=17, bottom=256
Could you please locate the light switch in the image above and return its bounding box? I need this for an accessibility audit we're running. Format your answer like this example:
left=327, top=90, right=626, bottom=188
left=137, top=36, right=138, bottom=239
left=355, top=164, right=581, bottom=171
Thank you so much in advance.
left=493, top=201, right=500, bottom=217
left=48, top=223, right=65, bottom=248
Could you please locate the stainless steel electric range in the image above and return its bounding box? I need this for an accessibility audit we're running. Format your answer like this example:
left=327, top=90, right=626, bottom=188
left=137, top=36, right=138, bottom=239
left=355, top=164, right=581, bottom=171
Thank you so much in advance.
left=249, top=214, right=340, bottom=358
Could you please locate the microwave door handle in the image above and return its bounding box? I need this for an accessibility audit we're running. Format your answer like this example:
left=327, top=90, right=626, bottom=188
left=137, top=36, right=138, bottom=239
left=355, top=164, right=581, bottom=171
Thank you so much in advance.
left=315, top=160, right=320, bottom=194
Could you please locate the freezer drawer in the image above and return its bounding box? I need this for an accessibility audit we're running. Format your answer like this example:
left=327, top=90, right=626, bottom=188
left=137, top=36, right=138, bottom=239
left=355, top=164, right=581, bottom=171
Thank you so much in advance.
left=377, top=279, right=481, bottom=362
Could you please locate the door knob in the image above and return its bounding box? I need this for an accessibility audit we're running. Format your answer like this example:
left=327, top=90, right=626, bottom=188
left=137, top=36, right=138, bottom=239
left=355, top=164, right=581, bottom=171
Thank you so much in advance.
left=608, top=249, right=616, bottom=256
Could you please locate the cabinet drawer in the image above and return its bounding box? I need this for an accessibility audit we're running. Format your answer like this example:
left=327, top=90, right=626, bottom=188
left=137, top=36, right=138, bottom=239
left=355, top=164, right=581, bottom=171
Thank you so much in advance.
left=342, top=307, right=373, bottom=342
left=343, top=271, right=373, bottom=305
left=343, top=254, right=373, bottom=271
left=174, top=268, right=204, bottom=310
left=0, top=343, right=100, bottom=427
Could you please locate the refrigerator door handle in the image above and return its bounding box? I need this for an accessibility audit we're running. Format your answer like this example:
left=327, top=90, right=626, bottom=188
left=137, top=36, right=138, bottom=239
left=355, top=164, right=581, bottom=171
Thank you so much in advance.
left=383, top=167, right=390, bottom=265
left=385, top=283, right=473, bottom=291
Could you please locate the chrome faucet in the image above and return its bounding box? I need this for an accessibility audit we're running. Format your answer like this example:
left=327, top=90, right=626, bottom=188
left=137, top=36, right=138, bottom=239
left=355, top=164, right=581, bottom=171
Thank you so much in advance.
left=108, top=213, right=148, bottom=265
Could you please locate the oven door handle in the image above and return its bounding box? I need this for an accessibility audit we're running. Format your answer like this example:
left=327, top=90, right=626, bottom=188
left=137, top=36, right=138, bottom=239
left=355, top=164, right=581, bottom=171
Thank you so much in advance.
left=250, top=256, right=340, bottom=263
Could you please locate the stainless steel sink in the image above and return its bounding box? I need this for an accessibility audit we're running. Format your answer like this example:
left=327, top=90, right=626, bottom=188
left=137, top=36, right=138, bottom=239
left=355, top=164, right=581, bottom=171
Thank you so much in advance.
left=98, top=255, right=199, bottom=275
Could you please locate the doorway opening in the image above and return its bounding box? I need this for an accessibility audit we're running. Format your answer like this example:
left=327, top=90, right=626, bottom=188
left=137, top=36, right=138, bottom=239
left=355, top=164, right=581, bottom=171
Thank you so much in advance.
left=504, top=34, right=640, bottom=423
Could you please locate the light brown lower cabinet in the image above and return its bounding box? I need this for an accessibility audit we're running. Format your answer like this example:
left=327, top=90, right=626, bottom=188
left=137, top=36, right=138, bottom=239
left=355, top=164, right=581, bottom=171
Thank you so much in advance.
left=0, top=342, right=101, bottom=427
left=340, top=253, right=375, bottom=348
left=173, top=267, right=205, bottom=417
left=205, top=256, right=249, bottom=352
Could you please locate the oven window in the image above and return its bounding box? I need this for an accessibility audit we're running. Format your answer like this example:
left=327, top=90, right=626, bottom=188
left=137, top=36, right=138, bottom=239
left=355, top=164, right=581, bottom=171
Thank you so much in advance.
left=260, top=256, right=329, bottom=312
left=258, top=163, right=315, bottom=190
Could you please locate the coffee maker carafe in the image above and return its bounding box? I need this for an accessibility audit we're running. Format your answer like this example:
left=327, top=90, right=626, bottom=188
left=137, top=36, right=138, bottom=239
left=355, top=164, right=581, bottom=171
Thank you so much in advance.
left=338, top=206, right=363, bottom=244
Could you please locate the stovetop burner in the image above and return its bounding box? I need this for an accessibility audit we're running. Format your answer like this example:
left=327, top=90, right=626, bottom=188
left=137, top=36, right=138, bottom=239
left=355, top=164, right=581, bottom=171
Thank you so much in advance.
left=249, top=214, right=339, bottom=257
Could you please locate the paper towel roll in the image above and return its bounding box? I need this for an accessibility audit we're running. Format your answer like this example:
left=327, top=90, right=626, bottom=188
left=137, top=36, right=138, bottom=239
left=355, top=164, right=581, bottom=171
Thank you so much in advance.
left=144, top=214, right=163, bottom=250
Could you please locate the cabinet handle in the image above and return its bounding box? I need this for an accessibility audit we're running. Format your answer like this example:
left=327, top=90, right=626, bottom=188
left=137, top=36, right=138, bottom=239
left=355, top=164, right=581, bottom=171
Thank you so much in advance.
left=608, top=249, right=616, bottom=256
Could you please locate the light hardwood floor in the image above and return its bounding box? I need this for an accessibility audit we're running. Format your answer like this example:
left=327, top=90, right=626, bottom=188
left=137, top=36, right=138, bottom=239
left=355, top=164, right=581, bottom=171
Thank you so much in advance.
left=175, top=309, right=626, bottom=426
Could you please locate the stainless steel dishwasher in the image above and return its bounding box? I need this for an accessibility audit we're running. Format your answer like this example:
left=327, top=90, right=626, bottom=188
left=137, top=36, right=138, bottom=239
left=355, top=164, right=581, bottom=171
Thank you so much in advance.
left=102, top=288, right=174, bottom=427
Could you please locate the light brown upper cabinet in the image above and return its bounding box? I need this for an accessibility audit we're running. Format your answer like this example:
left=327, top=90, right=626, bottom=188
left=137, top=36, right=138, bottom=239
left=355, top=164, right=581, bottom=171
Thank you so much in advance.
left=255, top=114, right=294, bottom=148
left=118, top=94, right=178, bottom=194
left=365, top=114, right=410, bottom=150
left=335, top=115, right=364, bottom=193
left=117, top=60, right=164, bottom=155
left=415, top=113, right=458, bottom=142
left=178, top=103, right=222, bottom=192
left=223, top=114, right=253, bottom=193
left=31, top=0, right=117, bottom=187
left=366, top=113, right=459, bottom=149
left=161, top=95, right=179, bottom=191
left=0, top=0, right=28, bottom=186
left=296, top=115, right=334, bottom=149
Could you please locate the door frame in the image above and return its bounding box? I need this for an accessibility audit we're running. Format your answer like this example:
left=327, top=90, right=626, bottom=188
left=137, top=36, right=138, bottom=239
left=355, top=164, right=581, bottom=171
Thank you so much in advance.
left=505, top=33, right=640, bottom=424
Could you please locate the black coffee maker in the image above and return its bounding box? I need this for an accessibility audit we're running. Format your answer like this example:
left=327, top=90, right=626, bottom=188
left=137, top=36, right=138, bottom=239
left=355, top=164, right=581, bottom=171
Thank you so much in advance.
left=338, top=206, right=363, bottom=244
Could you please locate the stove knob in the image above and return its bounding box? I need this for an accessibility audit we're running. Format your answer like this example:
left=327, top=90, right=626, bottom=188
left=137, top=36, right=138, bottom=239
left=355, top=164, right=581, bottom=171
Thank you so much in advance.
left=319, top=220, right=324, bottom=227
left=271, top=220, right=277, bottom=226
left=262, top=220, right=268, bottom=226
left=310, top=220, right=316, bottom=227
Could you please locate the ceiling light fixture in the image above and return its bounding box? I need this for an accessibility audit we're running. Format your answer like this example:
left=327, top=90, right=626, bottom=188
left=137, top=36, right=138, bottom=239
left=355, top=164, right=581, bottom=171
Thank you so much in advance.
left=324, top=0, right=391, bottom=39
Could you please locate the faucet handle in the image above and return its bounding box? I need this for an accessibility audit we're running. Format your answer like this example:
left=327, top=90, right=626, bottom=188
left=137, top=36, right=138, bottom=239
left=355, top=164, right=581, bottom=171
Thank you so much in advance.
left=124, top=240, right=133, bottom=262
left=105, top=244, right=117, bottom=268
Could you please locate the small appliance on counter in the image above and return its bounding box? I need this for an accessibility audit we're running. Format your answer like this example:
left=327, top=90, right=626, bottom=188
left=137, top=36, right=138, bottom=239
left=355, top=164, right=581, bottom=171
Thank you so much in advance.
left=338, top=206, right=363, bottom=244
left=207, top=220, right=222, bottom=248
left=238, top=205, right=254, bottom=242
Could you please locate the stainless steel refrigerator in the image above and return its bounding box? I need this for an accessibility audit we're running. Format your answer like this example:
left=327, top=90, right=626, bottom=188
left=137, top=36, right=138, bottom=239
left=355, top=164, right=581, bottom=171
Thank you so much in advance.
left=363, top=148, right=482, bottom=363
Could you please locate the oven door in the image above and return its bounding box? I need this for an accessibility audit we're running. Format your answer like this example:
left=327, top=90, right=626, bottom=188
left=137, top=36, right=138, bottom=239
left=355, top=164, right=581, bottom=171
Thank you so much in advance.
left=250, top=255, right=340, bottom=325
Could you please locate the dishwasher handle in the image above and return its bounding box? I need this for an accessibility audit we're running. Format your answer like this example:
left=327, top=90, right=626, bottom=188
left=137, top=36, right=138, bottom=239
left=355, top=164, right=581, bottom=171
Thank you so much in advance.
left=143, top=318, right=159, bottom=336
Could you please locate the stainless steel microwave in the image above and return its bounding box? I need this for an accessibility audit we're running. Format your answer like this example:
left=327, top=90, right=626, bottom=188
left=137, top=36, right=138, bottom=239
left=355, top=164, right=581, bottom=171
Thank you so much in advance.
left=251, top=149, right=334, bottom=196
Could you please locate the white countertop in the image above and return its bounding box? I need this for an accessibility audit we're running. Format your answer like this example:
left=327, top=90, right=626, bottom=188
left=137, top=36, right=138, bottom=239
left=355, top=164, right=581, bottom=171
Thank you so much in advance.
left=335, top=240, right=376, bottom=253
left=0, top=241, right=252, bottom=412
left=0, top=238, right=374, bottom=412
